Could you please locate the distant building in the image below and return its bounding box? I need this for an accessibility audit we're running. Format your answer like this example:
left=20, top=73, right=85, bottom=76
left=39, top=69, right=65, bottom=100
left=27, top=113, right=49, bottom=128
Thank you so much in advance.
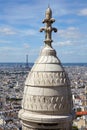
left=25, top=54, right=29, bottom=69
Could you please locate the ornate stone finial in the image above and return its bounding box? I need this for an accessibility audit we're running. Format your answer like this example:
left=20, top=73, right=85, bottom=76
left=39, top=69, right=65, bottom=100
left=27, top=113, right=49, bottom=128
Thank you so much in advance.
left=40, top=7, right=57, bottom=46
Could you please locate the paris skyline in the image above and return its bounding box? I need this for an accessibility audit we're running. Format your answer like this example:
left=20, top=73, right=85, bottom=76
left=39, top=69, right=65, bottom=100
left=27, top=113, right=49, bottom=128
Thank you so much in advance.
left=0, top=0, right=87, bottom=63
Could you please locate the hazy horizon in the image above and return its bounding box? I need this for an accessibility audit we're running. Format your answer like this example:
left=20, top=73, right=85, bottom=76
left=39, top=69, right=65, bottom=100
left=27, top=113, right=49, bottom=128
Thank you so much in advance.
left=0, top=0, right=87, bottom=63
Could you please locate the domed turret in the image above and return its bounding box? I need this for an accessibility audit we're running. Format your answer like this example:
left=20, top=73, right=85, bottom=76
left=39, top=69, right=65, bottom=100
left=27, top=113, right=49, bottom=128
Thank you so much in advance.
left=19, top=7, right=74, bottom=130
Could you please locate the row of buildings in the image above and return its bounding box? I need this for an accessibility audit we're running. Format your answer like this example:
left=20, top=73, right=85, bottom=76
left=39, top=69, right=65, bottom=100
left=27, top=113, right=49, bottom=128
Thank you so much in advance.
left=0, top=65, right=87, bottom=129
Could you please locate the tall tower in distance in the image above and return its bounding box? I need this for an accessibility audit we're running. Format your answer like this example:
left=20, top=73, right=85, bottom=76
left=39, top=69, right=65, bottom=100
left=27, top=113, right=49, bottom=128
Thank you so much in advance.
left=19, top=7, right=74, bottom=130
left=26, top=54, right=29, bottom=69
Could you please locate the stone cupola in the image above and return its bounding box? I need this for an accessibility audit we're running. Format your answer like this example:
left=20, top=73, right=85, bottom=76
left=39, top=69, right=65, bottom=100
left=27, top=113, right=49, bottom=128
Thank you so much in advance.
left=19, top=7, right=74, bottom=130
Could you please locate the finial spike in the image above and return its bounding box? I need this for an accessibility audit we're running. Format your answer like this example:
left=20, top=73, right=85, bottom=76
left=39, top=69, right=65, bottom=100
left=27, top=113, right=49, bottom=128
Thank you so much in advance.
left=48, top=0, right=51, bottom=8
left=48, top=4, right=50, bottom=8
left=40, top=7, right=57, bottom=47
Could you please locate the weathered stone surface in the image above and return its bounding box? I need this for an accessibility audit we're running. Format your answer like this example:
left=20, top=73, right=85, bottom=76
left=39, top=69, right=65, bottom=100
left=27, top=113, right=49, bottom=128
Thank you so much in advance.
left=25, top=71, right=69, bottom=86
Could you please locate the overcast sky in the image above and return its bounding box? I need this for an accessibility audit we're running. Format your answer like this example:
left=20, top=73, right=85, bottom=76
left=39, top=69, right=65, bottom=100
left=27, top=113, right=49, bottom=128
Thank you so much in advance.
left=0, top=0, right=87, bottom=63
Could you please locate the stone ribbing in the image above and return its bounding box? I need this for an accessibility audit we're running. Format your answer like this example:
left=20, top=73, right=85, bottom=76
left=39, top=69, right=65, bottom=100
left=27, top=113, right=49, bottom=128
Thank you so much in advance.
left=19, top=46, right=73, bottom=130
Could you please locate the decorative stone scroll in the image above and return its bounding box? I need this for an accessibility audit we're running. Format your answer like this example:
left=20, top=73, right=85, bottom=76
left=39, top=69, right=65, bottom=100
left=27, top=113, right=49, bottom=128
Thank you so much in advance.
left=22, top=95, right=71, bottom=114
left=25, top=71, right=70, bottom=86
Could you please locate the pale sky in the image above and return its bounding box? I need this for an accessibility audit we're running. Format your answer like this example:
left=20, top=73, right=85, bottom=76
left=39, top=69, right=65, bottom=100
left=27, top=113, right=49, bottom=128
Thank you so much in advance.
left=0, top=0, right=87, bottom=63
